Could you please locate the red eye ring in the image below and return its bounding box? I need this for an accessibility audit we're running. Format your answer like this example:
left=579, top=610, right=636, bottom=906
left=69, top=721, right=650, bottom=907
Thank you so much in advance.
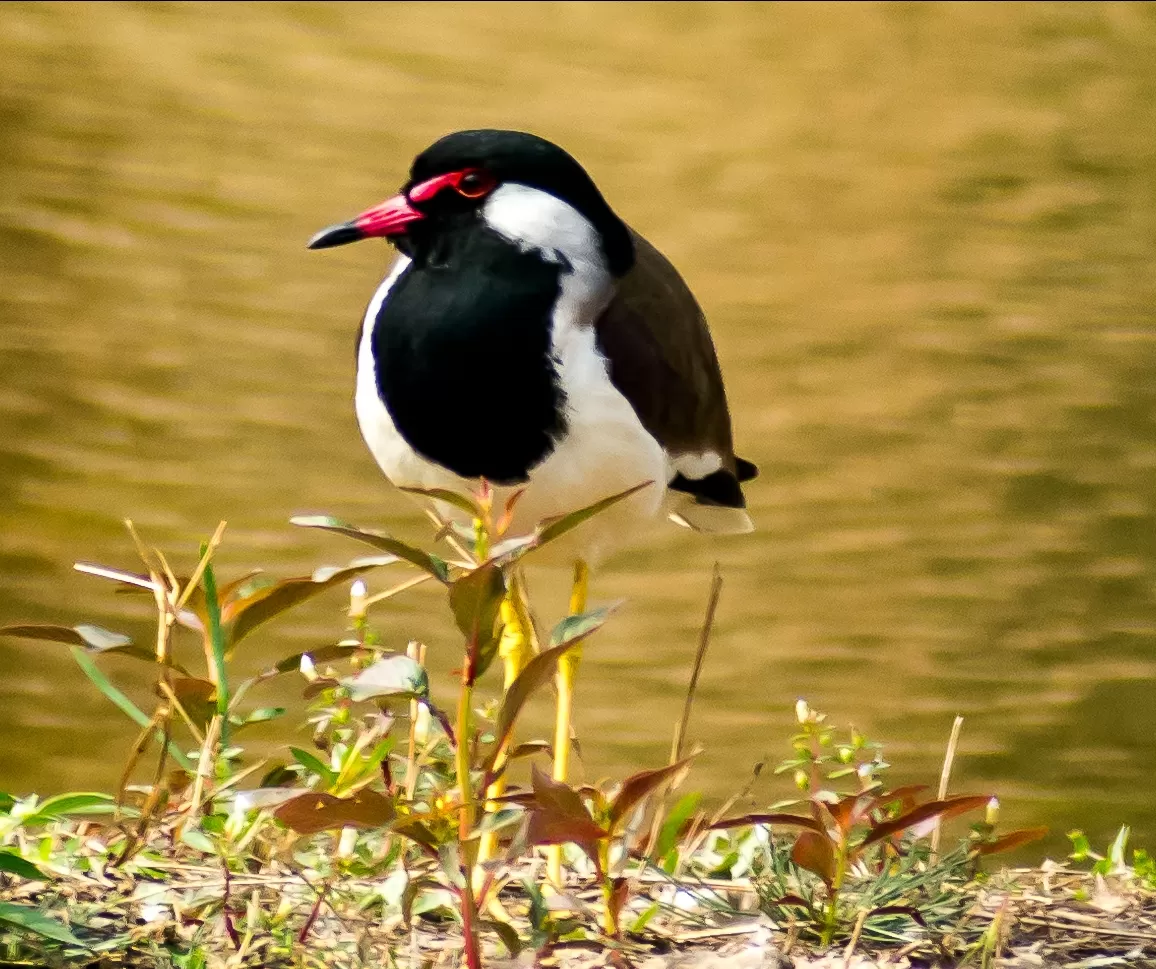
left=455, top=168, right=496, bottom=199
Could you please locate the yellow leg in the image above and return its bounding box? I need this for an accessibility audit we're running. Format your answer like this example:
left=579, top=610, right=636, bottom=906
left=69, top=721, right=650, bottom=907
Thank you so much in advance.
left=477, top=583, right=532, bottom=875
left=547, top=559, right=588, bottom=887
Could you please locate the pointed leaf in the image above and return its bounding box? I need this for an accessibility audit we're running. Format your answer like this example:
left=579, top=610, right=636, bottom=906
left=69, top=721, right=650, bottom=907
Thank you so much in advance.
left=482, top=641, right=583, bottom=775
left=274, top=789, right=395, bottom=834
left=448, top=563, right=504, bottom=677
left=223, top=558, right=395, bottom=647
left=706, top=812, right=826, bottom=835
left=69, top=648, right=194, bottom=772
left=289, top=747, right=336, bottom=787
left=654, top=792, right=702, bottom=860
left=169, top=677, right=217, bottom=727
left=478, top=918, right=523, bottom=957
left=867, top=905, right=928, bottom=927
left=531, top=482, right=653, bottom=549
left=0, top=623, right=157, bottom=665
left=398, top=485, right=482, bottom=519
left=0, top=852, right=48, bottom=881
left=342, top=654, right=429, bottom=704
left=0, top=901, right=89, bottom=947
left=607, top=757, right=694, bottom=832
left=26, top=793, right=119, bottom=823
left=825, top=792, right=875, bottom=836
left=391, top=817, right=442, bottom=857
left=233, top=788, right=303, bottom=813
left=291, top=516, right=449, bottom=581
left=270, top=642, right=365, bottom=675
left=976, top=826, right=1049, bottom=856
left=548, top=603, right=620, bottom=649
left=791, top=830, right=837, bottom=886
left=524, top=766, right=607, bottom=862
left=861, top=794, right=993, bottom=848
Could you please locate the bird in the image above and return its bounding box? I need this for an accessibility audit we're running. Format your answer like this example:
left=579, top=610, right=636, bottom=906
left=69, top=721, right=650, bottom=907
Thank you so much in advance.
left=308, top=128, right=756, bottom=880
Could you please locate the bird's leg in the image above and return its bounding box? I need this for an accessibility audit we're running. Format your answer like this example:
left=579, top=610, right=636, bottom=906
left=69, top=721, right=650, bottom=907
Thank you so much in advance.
left=476, top=572, right=532, bottom=878
left=547, top=558, right=588, bottom=887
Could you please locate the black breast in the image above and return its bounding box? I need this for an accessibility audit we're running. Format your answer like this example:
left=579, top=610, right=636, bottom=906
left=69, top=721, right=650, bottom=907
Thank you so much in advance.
left=371, top=231, right=568, bottom=484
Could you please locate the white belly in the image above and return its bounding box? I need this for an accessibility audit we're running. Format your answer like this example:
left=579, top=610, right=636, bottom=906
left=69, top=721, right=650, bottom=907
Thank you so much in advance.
left=354, top=257, right=669, bottom=563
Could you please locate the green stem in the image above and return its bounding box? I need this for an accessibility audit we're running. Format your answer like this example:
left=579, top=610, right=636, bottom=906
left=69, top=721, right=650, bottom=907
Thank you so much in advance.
left=599, top=838, right=616, bottom=937
left=821, top=838, right=850, bottom=947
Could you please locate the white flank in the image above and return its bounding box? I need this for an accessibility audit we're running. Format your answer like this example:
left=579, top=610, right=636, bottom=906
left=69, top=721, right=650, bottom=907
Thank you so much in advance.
left=672, top=450, right=723, bottom=479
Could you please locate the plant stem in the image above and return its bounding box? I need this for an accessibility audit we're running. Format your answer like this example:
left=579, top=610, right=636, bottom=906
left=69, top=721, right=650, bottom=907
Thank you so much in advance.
left=456, top=676, right=475, bottom=841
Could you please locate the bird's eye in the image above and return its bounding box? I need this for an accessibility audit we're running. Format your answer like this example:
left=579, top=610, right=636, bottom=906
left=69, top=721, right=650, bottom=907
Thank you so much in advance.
left=456, top=169, right=496, bottom=199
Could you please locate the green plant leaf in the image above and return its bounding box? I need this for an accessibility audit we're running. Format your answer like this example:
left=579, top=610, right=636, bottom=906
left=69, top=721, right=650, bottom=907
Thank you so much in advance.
left=482, top=640, right=584, bottom=776
left=230, top=706, right=285, bottom=729
left=791, top=830, right=837, bottom=886
left=607, top=756, right=694, bottom=833
left=478, top=918, right=522, bottom=957
left=0, top=901, right=89, bottom=947
left=654, top=792, right=701, bottom=861
left=531, top=482, right=652, bottom=550
left=200, top=556, right=229, bottom=744
left=398, top=485, right=483, bottom=519
left=69, top=648, right=194, bottom=772
left=25, top=793, right=118, bottom=823
left=860, top=794, right=993, bottom=848
left=289, top=747, right=336, bottom=788
left=291, top=516, right=450, bottom=582
left=0, top=851, right=47, bottom=880
left=391, top=817, right=442, bottom=858
left=341, top=655, right=429, bottom=704
left=547, top=603, right=619, bottom=649
left=274, top=789, right=395, bottom=835
left=222, top=558, right=396, bottom=648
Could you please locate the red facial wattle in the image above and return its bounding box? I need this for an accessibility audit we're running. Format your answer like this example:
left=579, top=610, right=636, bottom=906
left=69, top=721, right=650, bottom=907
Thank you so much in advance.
left=307, top=168, right=496, bottom=250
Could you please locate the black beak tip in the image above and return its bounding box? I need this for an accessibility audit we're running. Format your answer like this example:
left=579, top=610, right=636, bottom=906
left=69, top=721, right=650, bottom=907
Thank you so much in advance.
left=307, top=222, right=364, bottom=250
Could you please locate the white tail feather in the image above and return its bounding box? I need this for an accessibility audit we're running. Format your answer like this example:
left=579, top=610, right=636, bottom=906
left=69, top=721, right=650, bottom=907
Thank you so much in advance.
left=668, top=501, right=754, bottom=535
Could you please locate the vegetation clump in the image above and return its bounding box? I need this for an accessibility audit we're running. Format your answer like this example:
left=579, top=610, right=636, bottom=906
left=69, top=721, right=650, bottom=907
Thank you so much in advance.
left=1, top=491, right=1154, bottom=968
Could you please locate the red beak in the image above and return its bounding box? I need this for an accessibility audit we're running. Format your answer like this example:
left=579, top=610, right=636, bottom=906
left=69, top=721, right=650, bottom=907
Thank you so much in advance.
left=307, top=192, right=425, bottom=250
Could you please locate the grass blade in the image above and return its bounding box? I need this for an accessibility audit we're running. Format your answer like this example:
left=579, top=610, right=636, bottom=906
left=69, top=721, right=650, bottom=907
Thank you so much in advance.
left=70, top=647, right=193, bottom=772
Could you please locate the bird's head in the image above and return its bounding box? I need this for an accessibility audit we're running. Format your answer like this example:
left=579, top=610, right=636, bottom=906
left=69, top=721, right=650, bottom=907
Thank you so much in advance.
left=308, top=129, right=635, bottom=276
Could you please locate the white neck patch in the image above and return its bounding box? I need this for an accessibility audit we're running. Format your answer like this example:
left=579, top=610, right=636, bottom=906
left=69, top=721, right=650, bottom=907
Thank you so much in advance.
left=482, top=183, right=608, bottom=277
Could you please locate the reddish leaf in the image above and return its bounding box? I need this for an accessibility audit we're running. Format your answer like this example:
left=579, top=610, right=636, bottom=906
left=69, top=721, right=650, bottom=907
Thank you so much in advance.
left=1, top=623, right=157, bottom=665
left=482, top=641, right=583, bottom=777
left=976, top=826, right=1049, bottom=856
left=825, top=792, right=875, bottom=836
left=391, top=817, right=442, bottom=857
left=870, top=785, right=929, bottom=814
left=222, top=559, right=394, bottom=648
left=607, top=877, right=630, bottom=936
left=448, top=562, right=504, bottom=679
left=274, top=789, right=395, bottom=834
left=168, top=676, right=217, bottom=727
left=524, top=766, right=607, bottom=863
left=270, top=642, right=365, bottom=675
left=861, top=794, right=993, bottom=848
left=607, top=757, right=694, bottom=832
left=706, top=812, right=826, bottom=835
left=791, top=830, right=837, bottom=886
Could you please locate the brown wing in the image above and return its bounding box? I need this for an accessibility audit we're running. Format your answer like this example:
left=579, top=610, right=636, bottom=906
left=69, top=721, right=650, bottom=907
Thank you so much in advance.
left=593, top=230, right=756, bottom=507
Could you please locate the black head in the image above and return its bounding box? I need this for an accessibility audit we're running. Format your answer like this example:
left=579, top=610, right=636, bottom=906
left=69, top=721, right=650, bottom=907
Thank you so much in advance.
left=308, top=129, right=635, bottom=276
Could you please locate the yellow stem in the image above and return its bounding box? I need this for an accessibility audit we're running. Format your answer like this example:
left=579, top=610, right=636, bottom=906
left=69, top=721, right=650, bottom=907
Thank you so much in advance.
left=548, top=559, right=588, bottom=888
left=477, top=590, right=531, bottom=875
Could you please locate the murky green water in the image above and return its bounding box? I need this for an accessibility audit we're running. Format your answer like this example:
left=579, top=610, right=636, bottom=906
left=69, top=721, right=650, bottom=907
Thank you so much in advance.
left=2, top=2, right=1156, bottom=858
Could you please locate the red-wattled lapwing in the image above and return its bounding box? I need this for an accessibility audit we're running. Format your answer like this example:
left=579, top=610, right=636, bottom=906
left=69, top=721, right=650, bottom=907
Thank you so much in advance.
left=308, top=129, right=756, bottom=878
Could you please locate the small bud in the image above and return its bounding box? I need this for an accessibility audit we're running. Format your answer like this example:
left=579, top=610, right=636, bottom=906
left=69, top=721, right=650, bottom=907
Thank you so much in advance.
left=414, top=703, right=431, bottom=744
left=986, top=797, right=1000, bottom=827
left=300, top=653, right=317, bottom=681
left=793, top=768, right=809, bottom=791
left=349, top=579, right=368, bottom=620
left=795, top=699, right=810, bottom=725
left=838, top=746, right=854, bottom=764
